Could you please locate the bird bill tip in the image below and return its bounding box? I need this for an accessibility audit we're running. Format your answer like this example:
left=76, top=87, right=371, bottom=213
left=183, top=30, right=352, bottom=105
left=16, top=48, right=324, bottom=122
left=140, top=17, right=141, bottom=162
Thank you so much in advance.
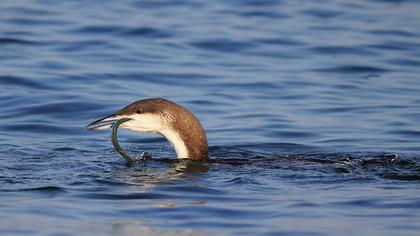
left=85, top=114, right=117, bottom=130
left=85, top=122, right=113, bottom=130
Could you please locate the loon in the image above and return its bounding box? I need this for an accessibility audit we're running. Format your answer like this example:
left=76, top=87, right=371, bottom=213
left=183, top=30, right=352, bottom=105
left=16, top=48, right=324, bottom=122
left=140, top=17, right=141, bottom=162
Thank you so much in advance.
left=86, top=98, right=208, bottom=161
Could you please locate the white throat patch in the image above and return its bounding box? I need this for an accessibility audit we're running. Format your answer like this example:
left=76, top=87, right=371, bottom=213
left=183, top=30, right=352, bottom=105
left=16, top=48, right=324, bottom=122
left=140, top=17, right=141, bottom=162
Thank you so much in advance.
left=160, top=129, right=189, bottom=159
left=117, top=113, right=190, bottom=159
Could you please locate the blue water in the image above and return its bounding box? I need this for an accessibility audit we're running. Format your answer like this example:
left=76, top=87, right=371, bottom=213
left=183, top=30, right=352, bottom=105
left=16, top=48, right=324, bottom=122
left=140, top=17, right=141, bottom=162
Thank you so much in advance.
left=1, top=0, right=420, bottom=235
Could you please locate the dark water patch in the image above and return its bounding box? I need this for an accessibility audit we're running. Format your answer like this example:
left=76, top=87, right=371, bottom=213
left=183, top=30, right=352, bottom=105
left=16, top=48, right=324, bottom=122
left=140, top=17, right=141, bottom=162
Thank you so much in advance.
left=368, top=41, right=420, bottom=51
left=256, top=37, right=305, bottom=46
left=301, top=8, right=343, bottom=18
left=222, top=177, right=261, bottom=186
left=94, top=178, right=132, bottom=186
left=305, top=105, right=382, bottom=114
left=229, top=0, right=280, bottom=7
left=209, top=146, right=256, bottom=158
left=52, top=147, right=84, bottom=152
left=251, top=50, right=305, bottom=60
left=239, top=10, right=288, bottom=19
left=268, top=130, right=317, bottom=139
left=332, top=198, right=420, bottom=209
left=2, top=30, right=38, bottom=38
left=7, top=17, right=68, bottom=26
left=74, top=25, right=124, bottom=35
left=315, top=65, right=388, bottom=74
left=0, top=75, right=51, bottom=90
left=389, top=130, right=420, bottom=137
left=157, top=186, right=224, bottom=195
left=19, top=186, right=66, bottom=193
left=191, top=39, right=257, bottom=53
left=368, top=29, right=418, bottom=37
left=309, top=25, right=352, bottom=32
left=56, top=40, right=113, bottom=52
left=231, top=143, right=320, bottom=154
left=132, top=0, right=204, bottom=9
left=331, top=198, right=380, bottom=208
left=382, top=174, right=420, bottom=181
left=227, top=112, right=287, bottom=121
left=36, top=60, right=76, bottom=71
left=386, top=58, right=420, bottom=67
left=310, top=46, right=378, bottom=56
left=1, top=123, right=79, bottom=135
left=0, top=37, right=38, bottom=46
left=224, top=81, right=279, bottom=90
left=188, top=99, right=231, bottom=106
left=0, top=186, right=66, bottom=194
left=80, top=192, right=168, bottom=200
left=123, top=27, right=173, bottom=38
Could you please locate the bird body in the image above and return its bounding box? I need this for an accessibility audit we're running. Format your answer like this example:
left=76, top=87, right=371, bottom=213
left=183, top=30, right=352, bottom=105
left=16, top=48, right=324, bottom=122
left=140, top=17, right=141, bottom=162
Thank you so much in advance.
left=86, top=98, right=208, bottom=160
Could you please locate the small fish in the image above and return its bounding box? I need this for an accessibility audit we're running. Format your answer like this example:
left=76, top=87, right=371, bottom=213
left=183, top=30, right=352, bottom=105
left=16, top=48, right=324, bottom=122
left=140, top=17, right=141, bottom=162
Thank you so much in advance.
left=111, top=118, right=135, bottom=165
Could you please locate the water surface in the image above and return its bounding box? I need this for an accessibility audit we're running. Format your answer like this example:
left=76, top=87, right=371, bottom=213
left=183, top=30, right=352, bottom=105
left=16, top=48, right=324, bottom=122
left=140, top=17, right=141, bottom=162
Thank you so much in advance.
left=1, top=0, right=420, bottom=235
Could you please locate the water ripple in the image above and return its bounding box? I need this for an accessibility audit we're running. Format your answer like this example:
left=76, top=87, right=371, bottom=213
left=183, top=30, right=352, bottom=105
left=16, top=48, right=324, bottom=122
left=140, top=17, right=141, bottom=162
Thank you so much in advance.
left=123, top=27, right=174, bottom=38
left=0, top=75, right=51, bottom=89
left=80, top=192, right=168, bottom=200
left=1, top=0, right=420, bottom=235
left=191, top=39, right=257, bottom=53
left=0, top=37, right=39, bottom=45
left=315, top=65, right=389, bottom=74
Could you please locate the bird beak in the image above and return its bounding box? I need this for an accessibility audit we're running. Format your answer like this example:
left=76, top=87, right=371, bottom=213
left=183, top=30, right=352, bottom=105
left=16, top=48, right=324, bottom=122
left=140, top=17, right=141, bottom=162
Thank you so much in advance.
left=85, top=114, right=122, bottom=130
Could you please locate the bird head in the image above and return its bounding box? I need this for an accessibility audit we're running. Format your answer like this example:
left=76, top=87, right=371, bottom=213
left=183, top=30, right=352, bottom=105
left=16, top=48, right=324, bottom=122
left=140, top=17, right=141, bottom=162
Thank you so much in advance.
left=86, top=98, right=170, bottom=133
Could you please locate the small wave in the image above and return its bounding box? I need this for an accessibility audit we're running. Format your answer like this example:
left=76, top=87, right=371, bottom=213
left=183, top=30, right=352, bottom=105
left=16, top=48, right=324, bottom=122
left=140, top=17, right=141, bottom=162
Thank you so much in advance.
left=309, top=46, right=378, bottom=56
left=256, top=37, right=304, bottom=46
left=386, top=59, right=420, bottom=67
left=123, top=27, right=173, bottom=38
left=315, top=65, right=388, bottom=74
left=0, top=75, right=50, bottom=90
left=56, top=39, right=111, bottom=52
left=94, top=179, right=131, bottom=186
left=80, top=192, right=168, bottom=200
left=2, top=123, right=76, bottom=134
left=368, top=29, right=417, bottom=37
left=190, top=39, right=256, bottom=53
left=75, top=25, right=123, bottom=34
left=239, top=11, right=288, bottom=19
left=222, top=177, right=261, bottom=186
left=157, top=186, right=224, bottom=195
left=24, top=101, right=99, bottom=116
left=301, top=8, right=343, bottom=18
left=0, top=37, right=38, bottom=45
left=19, top=186, right=66, bottom=192
left=368, top=41, right=420, bottom=51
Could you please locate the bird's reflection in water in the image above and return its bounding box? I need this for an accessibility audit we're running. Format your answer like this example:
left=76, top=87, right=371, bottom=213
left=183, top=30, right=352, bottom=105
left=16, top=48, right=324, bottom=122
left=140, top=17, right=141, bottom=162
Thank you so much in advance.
left=108, top=159, right=210, bottom=210
left=110, top=158, right=209, bottom=190
left=110, top=220, right=201, bottom=236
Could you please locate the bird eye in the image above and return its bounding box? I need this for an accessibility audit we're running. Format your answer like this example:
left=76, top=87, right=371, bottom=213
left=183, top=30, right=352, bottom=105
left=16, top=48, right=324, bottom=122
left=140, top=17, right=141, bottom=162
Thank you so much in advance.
left=135, top=109, right=143, bottom=114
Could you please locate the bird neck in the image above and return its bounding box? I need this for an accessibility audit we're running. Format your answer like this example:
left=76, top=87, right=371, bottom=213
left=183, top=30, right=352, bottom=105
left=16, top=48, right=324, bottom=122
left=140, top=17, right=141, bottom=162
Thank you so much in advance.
left=160, top=126, right=208, bottom=161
